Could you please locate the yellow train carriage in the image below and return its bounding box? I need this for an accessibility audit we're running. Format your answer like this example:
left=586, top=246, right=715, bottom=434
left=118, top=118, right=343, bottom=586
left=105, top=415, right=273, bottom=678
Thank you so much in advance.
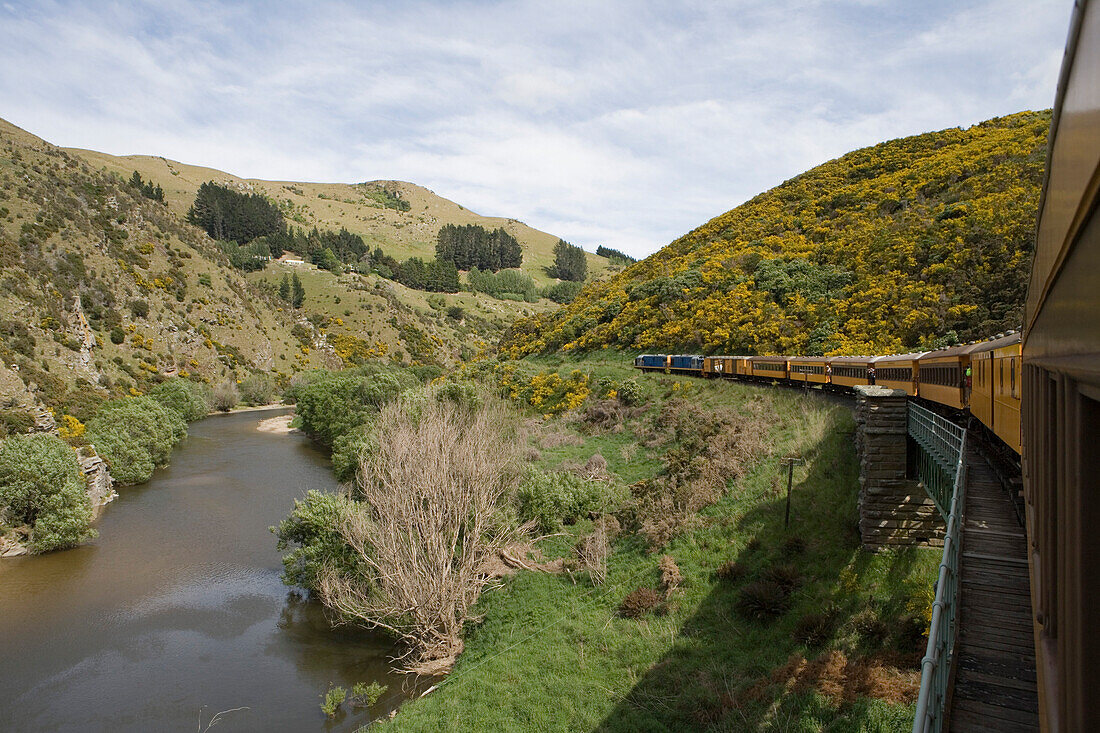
left=917, top=343, right=979, bottom=410
left=992, top=338, right=1022, bottom=454
left=827, top=356, right=874, bottom=389
left=703, top=355, right=741, bottom=378
left=736, top=357, right=753, bottom=377
left=750, top=356, right=789, bottom=381
left=788, top=356, right=828, bottom=385
left=873, top=353, right=924, bottom=396
left=970, top=333, right=1022, bottom=452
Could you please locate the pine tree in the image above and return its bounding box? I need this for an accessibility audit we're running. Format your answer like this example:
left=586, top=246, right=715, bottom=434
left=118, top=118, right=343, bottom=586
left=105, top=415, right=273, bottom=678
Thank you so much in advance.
left=291, top=273, right=305, bottom=308
left=548, top=240, right=587, bottom=282
left=279, top=274, right=290, bottom=301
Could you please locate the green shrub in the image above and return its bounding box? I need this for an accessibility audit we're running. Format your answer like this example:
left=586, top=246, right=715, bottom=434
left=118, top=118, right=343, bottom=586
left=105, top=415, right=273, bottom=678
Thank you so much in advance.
left=85, top=396, right=187, bottom=485
left=109, top=327, right=125, bottom=344
left=515, top=469, right=616, bottom=532
left=211, top=380, right=240, bottom=411
left=331, top=427, right=371, bottom=483
left=351, top=681, right=388, bottom=708
left=149, top=379, right=210, bottom=421
left=272, top=489, right=361, bottom=591
left=239, top=373, right=276, bottom=406
left=435, top=381, right=482, bottom=412
left=321, top=684, right=346, bottom=718
left=0, top=433, right=96, bottom=552
left=295, top=371, right=409, bottom=446
left=0, top=409, right=35, bottom=437
left=617, top=378, right=643, bottom=406
left=409, top=364, right=444, bottom=383
left=541, top=280, right=584, bottom=304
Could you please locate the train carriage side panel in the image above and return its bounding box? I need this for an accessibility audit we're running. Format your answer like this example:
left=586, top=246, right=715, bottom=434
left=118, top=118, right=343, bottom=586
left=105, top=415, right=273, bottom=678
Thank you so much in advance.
left=873, top=353, right=924, bottom=396
left=971, top=349, right=995, bottom=430
left=917, top=344, right=980, bottom=410
left=1021, top=1, right=1100, bottom=725
left=969, top=334, right=1021, bottom=440
left=828, top=356, right=873, bottom=389
left=751, top=356, right=789, bottom=381
left=789, top=357, right=828, bottom=384
left=992, top=340, right=1023, bottom=454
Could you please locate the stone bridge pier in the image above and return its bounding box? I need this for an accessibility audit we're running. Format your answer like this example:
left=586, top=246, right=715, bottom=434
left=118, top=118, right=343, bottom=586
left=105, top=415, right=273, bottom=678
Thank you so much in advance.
left=853, top=386, right=944, bottom=549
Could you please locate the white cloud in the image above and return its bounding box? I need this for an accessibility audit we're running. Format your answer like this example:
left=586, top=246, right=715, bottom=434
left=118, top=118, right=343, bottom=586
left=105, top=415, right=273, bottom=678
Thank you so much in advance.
left=0, top=0, right=1073, bottom=258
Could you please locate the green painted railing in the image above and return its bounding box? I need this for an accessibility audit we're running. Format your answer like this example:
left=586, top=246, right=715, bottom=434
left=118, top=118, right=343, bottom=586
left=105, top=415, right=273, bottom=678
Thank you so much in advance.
left=909, top=402, right=967, bottom=733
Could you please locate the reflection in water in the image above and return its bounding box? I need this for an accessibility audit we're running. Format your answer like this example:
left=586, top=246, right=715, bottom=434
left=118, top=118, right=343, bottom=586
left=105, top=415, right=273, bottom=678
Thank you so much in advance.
left=0, top=408, right=420, bottom=732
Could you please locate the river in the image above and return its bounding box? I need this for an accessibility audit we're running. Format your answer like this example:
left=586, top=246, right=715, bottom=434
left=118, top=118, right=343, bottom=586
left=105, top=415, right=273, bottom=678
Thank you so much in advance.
left=0, top=408, right=418, bottom=732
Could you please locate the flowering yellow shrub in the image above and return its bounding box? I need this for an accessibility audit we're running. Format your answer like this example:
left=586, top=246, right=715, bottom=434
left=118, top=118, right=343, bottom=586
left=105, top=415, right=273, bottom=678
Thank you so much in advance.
left=58, top=414, right=85, bottom=440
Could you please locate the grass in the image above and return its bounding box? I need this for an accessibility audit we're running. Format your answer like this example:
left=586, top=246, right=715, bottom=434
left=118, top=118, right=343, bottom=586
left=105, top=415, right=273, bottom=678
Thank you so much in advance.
left=374, top=353, right=939, bottom=732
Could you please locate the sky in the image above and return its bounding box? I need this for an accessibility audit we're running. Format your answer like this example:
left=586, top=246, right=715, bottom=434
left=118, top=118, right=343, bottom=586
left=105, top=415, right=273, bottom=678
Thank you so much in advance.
left=0, top=0, right=1074, bottom=258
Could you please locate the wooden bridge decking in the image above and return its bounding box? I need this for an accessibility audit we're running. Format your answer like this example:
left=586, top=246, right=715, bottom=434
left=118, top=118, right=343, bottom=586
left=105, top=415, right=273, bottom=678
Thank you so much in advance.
left=948, top=445, right=1039, bottom=733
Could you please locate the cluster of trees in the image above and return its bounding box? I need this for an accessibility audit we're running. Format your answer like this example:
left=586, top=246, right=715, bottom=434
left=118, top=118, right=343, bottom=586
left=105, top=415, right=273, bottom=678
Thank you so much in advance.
left=128, top=171, right=164, bottom=203
left=278, top=273, right=306, bottom=307
left=262, top=226, right=369, bottom=272
left=188, top=182, right=283, bottom=244
left=596, top=245, right=636, bottom=265
left=436, top=224, right=522, bottom=272
left=0, top=433, right=95, bottom=553
left=393, top=257, right=460, bottom=293
left=503, top=111, right=1050, bottom=357
left=466, top=267, right=538, bottom=302
left=547, top=239, right=587, bottom=282
left=465, top=268, right=583, bottom=304
left=276, top=372, right=524, bottom=673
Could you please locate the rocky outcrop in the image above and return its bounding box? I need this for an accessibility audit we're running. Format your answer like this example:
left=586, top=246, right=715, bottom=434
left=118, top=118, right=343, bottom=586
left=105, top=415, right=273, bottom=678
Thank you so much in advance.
left=854, top=386, right=945, bottom=549
left=78, top=446, right=116, bottom=518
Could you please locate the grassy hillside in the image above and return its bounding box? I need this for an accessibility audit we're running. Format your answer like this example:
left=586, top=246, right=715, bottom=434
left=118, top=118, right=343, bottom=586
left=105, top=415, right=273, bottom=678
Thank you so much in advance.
left=244, top=259, right=560, bottom=365
left=0, top=117, right=345, bottom=423
left=503, top=111, right=1049, bottom=358
left=66, top=148, right=610, bottom=287
left=0, top=116, right=562, bottom=429
left=367, top=353, right=936, bottom=731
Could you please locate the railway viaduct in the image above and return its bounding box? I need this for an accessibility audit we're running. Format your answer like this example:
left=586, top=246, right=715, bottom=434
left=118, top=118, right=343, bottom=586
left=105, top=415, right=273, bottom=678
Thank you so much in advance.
left=854, top=387, right=1037, bottom=732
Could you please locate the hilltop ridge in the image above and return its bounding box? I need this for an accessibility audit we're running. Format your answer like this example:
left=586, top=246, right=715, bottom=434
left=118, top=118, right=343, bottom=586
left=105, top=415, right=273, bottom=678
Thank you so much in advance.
left=65, top=146, right=608, bottom=287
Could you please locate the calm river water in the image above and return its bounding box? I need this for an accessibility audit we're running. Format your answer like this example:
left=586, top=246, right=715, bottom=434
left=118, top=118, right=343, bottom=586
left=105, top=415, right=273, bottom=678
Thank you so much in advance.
left=0, top=408, right=418, bottom=732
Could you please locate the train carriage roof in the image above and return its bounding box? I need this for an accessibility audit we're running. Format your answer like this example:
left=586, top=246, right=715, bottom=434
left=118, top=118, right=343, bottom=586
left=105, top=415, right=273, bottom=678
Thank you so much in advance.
left=872, top=352, right=927, bottom=364
left=967, top=332, right=1022, bottom=355
left=827, top=355, right=876, bottom=364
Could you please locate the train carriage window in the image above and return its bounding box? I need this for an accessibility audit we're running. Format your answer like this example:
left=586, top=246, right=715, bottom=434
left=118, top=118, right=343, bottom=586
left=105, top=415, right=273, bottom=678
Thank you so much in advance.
left=1010, top=358, right=1016, bottom=397
left=1000, top=360, right=1004, bottom=391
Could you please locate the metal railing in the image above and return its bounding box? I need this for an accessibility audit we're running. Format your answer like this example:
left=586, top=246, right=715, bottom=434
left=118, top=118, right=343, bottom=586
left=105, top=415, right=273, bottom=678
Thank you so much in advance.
left=908, top=402, right=968, bottom=733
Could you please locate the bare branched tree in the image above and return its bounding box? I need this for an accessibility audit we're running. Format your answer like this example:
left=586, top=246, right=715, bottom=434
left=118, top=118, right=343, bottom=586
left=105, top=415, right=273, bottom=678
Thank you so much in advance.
left=319, top=393, right=521, bottom=675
